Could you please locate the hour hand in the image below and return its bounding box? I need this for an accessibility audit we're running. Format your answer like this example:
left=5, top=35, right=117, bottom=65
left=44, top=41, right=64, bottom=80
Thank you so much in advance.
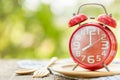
left=82, top=44, right=91, bottom=51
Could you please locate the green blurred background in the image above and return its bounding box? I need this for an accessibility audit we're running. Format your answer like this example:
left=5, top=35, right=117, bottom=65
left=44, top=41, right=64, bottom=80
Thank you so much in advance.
left=0, top=0, right=120, bottom=59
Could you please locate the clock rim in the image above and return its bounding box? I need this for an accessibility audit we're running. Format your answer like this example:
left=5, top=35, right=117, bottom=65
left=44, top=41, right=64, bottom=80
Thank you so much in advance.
left=103, top=27, right=117, bottom=65
left=69, top=23, right=116, bottom=70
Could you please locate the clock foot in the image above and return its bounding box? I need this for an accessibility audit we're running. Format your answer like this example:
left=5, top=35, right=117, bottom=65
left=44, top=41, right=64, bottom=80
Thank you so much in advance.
left=103, top=63, right=110, bottom=72
left=72, top=64, right=79, bottom=71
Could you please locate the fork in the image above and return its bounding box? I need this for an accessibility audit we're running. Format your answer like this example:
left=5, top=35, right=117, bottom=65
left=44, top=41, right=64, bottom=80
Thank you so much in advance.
left=33, top=57, right=58, bottom=78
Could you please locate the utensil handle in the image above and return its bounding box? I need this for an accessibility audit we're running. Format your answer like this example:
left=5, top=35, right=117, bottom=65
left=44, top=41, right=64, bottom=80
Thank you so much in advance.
left=46, top=57, right=58, bottom=68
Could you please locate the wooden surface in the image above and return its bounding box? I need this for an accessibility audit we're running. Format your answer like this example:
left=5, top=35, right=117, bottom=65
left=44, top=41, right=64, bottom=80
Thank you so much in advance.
left=0, top=60, right=78, bottom=80
left=0, top=60, right=120, bottom=80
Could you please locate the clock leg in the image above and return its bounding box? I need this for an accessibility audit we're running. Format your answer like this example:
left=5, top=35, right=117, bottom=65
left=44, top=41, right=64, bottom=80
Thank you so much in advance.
left=72, top=64, right=79, bottom=71
left=103, top=63, right=110, bottom=72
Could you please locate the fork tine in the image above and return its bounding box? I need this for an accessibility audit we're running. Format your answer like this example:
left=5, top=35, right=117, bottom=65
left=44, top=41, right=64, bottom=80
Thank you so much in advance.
left=40, top=71, right=44, bottom=75
left=33, top=57, right=58, bottom=78
left=33, top=70, right=50, bottom=78
left=33, top=71, right=40, bottom=78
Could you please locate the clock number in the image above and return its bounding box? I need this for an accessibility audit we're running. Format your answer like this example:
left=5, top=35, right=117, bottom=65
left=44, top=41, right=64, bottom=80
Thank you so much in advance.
left=97, top=28, right=100, bottom=35
left=101, top=34, right=106, bottom=40
left=101, top=34, right=109, bottom=50
left=75, top=34, right=81, bottom=41
left=101, top=41, right=109, bottom=50
left=86, top=27, right=100, bottom=35
left=80, top=27, right=100, bottom=35
left=81, top=55, right=102, bottom=64
left=88, top=56, right=95, bottom=64
left=96, top=55, right=101, bottom=62
left=102, top=50, right=107, bottom=56
left=73, top=42, right=80, bottom=50
left=86, top=27, right=96, bottom=35
left=81, top=55, right=86, bottom=61
left=75, top=51, right=80, bottom=57
left=80, top=29, right=86, bottom=35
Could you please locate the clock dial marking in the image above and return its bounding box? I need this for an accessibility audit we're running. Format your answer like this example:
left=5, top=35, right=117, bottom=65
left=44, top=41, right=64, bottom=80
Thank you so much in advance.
left=69, top=23, right=117, bottom=70
left=71, top=26, right=110, bottom=65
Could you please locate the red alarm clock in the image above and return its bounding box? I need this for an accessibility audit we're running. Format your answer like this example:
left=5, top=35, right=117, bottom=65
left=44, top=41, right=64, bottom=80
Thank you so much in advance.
left=68, top=3, right=117, bottom=71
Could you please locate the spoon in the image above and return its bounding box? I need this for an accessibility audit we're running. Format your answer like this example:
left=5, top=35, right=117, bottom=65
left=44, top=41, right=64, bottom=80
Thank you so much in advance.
left=15, top=57, right=58, bottom=75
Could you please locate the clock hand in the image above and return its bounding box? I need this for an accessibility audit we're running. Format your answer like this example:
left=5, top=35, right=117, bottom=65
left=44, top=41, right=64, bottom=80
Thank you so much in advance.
left=82, top=44, right=91, bottom=51
left=82, top=32, right=92, bottom=51
left=82, top=38, right=101, bottom=51
left=89, top=31, right=92, bottom=45
left=92, top=38, right=101, bottom=46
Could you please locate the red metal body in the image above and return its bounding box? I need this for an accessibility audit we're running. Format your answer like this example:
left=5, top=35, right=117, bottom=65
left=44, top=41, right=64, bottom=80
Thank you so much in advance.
left=69, top=23, right=117, bottom=70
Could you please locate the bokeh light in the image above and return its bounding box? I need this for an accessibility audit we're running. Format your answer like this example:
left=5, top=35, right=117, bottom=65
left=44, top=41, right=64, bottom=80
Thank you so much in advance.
left=0, top=0, right=120, bottom=59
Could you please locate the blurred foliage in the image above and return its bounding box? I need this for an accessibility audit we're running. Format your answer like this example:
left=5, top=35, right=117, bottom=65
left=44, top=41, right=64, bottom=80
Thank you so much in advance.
left=0, top=0, right=120, bottom=59
left=0, top=0, right=66, bottom=59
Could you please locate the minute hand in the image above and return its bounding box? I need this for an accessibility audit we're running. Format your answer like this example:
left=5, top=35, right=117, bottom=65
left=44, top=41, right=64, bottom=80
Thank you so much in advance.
left=92, top=38, right=101, bottom=46
left=82, top=38, right=101, bottom=51
left=82, top=32, right=92, bottom=51
left=89, top=31, right=92, bottom=45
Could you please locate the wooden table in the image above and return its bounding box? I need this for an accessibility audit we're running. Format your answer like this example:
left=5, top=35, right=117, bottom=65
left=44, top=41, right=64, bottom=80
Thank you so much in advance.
left=0, top=60, right=120, bottom=80
left=0, top=60, right=77, bottom=80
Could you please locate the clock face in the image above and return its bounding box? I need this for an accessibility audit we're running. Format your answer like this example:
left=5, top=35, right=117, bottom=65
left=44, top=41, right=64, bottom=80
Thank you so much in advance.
left=69, top=24, right=111, bottom=69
